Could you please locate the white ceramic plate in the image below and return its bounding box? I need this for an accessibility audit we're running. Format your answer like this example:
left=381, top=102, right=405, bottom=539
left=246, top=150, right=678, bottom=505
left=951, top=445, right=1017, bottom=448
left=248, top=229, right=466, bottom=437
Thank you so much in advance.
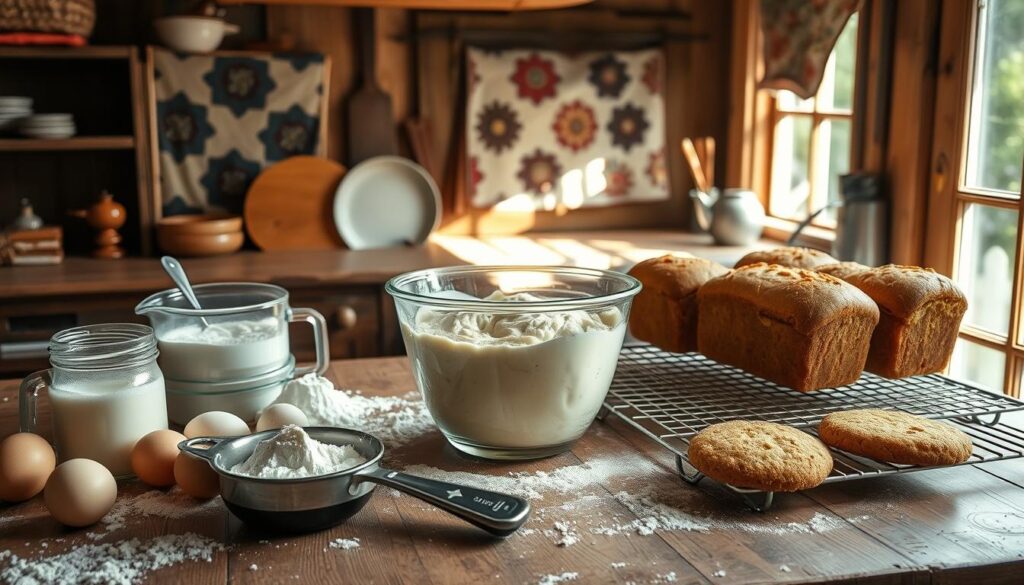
left=333, top=156, right=441, bottom=250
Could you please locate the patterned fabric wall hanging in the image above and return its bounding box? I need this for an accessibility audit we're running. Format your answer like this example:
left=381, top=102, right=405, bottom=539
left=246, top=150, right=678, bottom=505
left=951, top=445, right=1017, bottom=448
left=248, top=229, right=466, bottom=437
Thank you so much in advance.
left=466, top=47, right=668, bottom=211
left=759, top=0, right=860, bottom=99
left=151, top=48, right=328, bottom=216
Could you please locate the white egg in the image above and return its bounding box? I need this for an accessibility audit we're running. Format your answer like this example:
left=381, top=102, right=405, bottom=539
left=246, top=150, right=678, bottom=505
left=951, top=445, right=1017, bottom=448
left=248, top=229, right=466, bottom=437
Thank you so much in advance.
left=184, top=411, right=250, bottom=438
left=256, top=403, right=309, bottom=432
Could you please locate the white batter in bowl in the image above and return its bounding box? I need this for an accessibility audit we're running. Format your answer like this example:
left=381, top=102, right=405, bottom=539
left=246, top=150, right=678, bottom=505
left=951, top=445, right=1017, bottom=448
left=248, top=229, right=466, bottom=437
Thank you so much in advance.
left=387, top=266, right=641, bottom=460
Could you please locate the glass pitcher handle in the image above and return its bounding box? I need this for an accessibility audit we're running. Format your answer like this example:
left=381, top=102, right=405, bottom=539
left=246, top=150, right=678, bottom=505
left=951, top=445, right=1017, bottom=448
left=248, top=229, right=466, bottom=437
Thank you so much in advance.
left=19, top=369, right=51, bottom=433
left=290, top=308, right=329, bottom=376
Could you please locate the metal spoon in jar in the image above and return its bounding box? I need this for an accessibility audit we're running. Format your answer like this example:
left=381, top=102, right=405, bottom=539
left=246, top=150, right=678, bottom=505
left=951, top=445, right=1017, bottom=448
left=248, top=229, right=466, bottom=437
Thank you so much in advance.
left=160, top=256, right=210, bottom=328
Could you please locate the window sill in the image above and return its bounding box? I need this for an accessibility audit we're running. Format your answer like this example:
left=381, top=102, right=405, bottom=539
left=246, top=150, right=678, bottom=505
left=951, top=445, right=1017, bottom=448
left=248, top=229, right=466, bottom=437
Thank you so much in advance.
left=761, top=215, right=836, bottom=252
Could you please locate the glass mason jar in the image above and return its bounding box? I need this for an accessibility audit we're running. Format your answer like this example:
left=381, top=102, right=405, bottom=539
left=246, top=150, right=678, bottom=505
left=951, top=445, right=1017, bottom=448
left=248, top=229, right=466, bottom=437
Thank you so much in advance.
left=20, top=324, right=168, bottom=478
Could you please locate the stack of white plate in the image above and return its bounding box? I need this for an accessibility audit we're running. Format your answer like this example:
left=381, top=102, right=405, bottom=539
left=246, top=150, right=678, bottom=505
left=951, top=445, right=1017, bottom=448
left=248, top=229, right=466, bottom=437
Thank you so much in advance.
left=20, top=113, right=76, bottom=139
left=0, top=96, right=32, bottom=132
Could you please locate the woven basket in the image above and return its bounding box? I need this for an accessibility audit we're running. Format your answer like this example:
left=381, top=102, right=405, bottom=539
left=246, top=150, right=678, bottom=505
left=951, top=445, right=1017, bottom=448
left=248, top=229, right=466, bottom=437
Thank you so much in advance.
left=0, top=0, right=95, bottom=36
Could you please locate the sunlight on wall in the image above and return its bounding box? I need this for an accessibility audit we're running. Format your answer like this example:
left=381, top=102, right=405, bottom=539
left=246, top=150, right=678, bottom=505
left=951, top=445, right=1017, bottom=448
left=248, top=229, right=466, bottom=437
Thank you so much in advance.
left=433, top=233, right=683, bottom=272
left=494, top=193, right=537, bottom=212
left=561, top=169, right=585, bottom=210
left=487, top=237, right=566, bottom=264
left=535, top=238, right=615, bottom=269
left=585, top=158, right=607, bottom=198
left=492, top=159, right=610, bottom=213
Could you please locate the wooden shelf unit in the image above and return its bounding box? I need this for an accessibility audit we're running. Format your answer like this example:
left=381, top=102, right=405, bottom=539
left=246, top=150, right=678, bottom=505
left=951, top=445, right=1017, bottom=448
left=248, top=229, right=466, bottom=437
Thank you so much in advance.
left=0, top=46, right=135, bottom=59
left=0, top=136, right=135, bottom=152
left=0, top=45, right=153, bottom=255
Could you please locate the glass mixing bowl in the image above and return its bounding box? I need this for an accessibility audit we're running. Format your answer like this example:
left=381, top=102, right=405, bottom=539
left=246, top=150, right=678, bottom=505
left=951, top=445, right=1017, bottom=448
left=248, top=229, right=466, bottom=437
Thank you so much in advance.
left=386, top=266, right=641, bottom=460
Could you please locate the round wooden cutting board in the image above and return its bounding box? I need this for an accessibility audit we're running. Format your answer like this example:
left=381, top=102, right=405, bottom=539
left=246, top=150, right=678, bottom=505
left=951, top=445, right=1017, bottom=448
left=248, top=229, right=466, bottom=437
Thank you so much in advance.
left=244, top=156, right=347, bottom=251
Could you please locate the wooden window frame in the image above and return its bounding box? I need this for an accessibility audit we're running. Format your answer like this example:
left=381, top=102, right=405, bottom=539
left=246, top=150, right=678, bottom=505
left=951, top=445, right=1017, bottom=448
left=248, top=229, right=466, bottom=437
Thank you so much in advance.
left=927, top=0, right=1024, bottom=397
left=764, top=15, right=858, bottom=231
left=728, top=0, right=867, bottom=248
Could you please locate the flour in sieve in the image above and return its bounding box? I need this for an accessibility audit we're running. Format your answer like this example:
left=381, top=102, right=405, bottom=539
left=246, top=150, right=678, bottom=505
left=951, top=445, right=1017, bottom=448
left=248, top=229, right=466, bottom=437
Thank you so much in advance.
left=231, top=425, right=366, bottom=479
left=273, top=374, right=434, bottom=446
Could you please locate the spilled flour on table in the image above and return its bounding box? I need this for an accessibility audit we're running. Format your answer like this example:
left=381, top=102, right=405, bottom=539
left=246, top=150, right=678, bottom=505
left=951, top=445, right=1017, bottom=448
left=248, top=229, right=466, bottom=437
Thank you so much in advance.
left=90, top=488, right=222, bottom=539
left=273, top=373, right=435, bottom=446
left=547, top=521, right=580, bottom=547
left=0, top=533, right=221, bottom=585
left=537, top=571, right=579, bottom=585
left=404, top=457, right=859, bottom=544
left=403, top=455, right=661, bottom=501
left=328, top=538, right=361, bottom=551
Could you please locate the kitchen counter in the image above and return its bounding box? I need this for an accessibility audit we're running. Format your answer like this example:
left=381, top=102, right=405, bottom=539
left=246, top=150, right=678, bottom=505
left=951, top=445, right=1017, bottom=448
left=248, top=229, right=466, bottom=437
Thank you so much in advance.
left=3, top=357, right=1024, bottom=584
left=0, top=230, right=766, bottom=299
left=0, top=230, right=770, bottom=376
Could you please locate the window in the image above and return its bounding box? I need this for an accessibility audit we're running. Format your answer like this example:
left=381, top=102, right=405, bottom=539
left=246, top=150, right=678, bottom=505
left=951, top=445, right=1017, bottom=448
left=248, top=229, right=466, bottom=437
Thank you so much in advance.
left=767, top=13, right=859, bottom=228
left=930, top=0, right=1024, bottom=396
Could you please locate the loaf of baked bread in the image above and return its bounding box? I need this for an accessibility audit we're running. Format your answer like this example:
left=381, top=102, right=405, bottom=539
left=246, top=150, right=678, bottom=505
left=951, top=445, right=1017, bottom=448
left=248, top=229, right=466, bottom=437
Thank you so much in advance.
left=697, top=263, right=880, bottom=391
left=845, top=265, right=967, bottom=378
left=627, top=255, right=730, bottom=352
left=735, top=246, right=837, bottom=269
left=816, top=261, right=870, bottom=280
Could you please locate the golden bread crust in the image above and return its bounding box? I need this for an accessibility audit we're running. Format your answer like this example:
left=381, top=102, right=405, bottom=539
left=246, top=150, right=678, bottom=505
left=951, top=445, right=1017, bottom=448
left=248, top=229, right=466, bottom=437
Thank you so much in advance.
left=816, top=261, right=870, bottom=280
left=846, top=265, right=966, bottom=319
left=696, top=263, right=879, bottom=391
left=698, top=263, right=879, bottom=336
left=818, top=409, right=973, bottom=466
left=627, top=255, right=729, bottom=353
left=735, top=247, right=837, bottom=269
left=688, top=420, right=833, bottom=492
left=845, top=265, right=967, bottom=377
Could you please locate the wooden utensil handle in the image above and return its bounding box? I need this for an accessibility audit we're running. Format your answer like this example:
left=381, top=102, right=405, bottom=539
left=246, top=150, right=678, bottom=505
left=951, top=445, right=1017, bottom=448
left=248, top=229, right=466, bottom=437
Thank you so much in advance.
left=681, top=138, right=708, bottom=192
left=357, top=8, right=377, bottom=88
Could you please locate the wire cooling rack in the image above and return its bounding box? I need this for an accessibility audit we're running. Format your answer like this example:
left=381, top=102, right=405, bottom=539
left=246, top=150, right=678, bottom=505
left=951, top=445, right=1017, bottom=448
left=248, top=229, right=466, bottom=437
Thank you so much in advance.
left=600, top=344, right=1024, bottom=511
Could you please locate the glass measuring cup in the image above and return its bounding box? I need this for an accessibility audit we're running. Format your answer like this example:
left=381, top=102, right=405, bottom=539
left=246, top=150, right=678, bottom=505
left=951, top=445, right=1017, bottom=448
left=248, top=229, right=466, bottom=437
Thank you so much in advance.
left=135, top=283, right=328, bottom=383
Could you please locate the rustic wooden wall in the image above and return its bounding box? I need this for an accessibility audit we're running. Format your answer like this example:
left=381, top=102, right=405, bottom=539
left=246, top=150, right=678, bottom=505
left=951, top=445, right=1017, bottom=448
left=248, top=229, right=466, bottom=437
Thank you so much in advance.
left=265, top=0, right=732, bottom=234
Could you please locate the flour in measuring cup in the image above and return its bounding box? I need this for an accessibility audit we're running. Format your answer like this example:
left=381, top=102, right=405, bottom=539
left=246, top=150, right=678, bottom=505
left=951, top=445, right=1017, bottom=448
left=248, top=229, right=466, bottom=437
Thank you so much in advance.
left=230, top=425, right=367, bottom=479
left=156, top=318, right=290, bottom=381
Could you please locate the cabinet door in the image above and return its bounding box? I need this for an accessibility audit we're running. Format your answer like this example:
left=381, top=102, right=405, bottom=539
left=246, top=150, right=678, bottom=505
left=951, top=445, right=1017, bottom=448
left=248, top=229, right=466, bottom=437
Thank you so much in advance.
left=0, top=294, right=145, bottom=377
left=286, top=286, right=381, bottom=362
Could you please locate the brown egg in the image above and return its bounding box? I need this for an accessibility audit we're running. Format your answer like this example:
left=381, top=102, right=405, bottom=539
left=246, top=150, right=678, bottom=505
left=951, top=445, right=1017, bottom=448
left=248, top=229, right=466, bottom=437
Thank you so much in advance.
left=131, top=429, right=186, bottom=487
left=174, top=452, right=220, bottom=499
left=0, top=432, right=56, bottom=502
left=44, top=459, right=117, bottom=527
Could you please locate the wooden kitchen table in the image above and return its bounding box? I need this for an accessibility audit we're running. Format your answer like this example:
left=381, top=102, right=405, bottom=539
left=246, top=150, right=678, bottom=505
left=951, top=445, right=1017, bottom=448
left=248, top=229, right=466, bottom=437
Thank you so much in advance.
left=3, top=357, right=1024, bottom=584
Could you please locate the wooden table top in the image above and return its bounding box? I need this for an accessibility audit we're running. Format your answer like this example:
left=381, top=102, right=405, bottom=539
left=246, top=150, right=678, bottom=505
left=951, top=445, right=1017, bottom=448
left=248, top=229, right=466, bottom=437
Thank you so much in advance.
left=6, top=357, right=1023, bottom=584
left=0, top=230, right=766, bottom=300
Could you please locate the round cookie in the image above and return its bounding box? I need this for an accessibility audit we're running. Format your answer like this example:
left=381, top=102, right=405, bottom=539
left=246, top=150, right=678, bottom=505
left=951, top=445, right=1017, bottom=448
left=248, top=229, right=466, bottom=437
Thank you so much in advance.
left=688, top=420, right=833, bottom=492
left=818, top=409, right=973, bottom=466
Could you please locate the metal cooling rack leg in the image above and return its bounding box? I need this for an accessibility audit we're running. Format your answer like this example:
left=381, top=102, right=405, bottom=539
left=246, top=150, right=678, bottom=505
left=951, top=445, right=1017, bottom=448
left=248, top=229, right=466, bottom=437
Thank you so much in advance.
left=970, top=413, right=1002, bottom=427
left=675, top=454, right=704, bottom=484
left=596, top=405, right=610, bottom=421
left=730, top=488, right=774, bottom=513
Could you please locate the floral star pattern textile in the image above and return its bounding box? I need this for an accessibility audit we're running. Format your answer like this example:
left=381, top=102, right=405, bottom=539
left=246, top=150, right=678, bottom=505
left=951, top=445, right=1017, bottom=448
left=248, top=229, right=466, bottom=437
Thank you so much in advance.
left=153, top=48, right=327, bottom=216
left=467, top=47, right=668, bottom=210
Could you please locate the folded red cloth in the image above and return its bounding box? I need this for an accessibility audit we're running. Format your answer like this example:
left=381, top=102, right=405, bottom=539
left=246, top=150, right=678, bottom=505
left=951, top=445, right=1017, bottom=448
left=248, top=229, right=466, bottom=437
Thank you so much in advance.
left=0, top=33, right=87, bottom=47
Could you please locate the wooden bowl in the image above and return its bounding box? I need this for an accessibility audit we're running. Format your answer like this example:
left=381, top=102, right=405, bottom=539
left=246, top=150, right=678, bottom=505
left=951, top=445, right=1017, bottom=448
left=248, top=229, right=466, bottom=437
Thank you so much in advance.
left=157, top=214, right=245, bottom=257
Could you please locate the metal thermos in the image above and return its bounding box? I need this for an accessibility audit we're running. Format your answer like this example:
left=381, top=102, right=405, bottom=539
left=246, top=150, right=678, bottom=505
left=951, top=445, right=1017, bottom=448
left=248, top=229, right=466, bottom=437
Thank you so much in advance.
left=832, top=174, right=888, bottom=266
